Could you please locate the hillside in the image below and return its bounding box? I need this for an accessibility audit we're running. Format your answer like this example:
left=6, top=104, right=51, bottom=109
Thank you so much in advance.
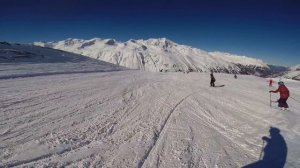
left=34, top=38, right=271, bottom=75
left=283, top=65, right=300, bottom=81
left=0, top=42, right=125, bottom=79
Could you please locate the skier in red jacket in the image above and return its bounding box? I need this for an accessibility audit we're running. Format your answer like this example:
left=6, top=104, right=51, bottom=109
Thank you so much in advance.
left=269, top=81, right=289, bottom=110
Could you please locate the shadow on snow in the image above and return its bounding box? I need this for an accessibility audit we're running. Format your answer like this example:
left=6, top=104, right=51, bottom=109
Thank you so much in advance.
left=243, top=127, right=287, bottom=168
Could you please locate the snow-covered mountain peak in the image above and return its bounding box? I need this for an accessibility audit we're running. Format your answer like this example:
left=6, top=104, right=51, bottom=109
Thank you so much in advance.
left=34, top=37, right=272, bottom=75
left=63, top=38, right=85, bottom=46
left=104, top=39, right=117, bottom=45
left=144, top=37, right=176, bottom=48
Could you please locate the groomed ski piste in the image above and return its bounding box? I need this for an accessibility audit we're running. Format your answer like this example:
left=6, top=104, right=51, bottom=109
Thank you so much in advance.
left=1, top=44, right=300, bottom=167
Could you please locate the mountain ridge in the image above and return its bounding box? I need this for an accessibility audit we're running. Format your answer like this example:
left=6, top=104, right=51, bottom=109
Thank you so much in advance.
left=34, top=38, right=279, bottom=76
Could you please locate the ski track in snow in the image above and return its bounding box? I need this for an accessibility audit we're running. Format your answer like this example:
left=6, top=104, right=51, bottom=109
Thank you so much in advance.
left=0, top=71, right=300, bottom=168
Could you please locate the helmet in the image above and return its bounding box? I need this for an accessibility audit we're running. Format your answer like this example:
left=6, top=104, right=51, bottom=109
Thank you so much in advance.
left=278, top=81, right=284, bottom=86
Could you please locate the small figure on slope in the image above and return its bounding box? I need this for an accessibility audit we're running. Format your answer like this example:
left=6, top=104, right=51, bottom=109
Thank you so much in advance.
left=269, top=81, right=289, bottom=110
left=234, top=74, right=237, bottom=79
left=210, top=71, right=215, bottom=87
left=269, top=79, right=274, bottom=87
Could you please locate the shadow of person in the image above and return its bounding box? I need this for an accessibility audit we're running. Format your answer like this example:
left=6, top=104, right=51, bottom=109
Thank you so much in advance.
left=243, top=127, right=287, bottom=168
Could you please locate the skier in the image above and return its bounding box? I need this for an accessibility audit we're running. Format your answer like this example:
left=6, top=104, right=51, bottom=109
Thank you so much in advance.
left=269, top=79, right=273, bottom=87
left=210, top=71, right=215, bottom=87
left=269, top=81, right=289, bottom=110
left=234, top=74, right=237, bottom=79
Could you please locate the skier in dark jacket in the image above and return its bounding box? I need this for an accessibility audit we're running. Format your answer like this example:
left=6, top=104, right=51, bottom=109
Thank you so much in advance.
left=269, top=81, right=289, bottom=110
left=210, top=71, right=215, bottom=87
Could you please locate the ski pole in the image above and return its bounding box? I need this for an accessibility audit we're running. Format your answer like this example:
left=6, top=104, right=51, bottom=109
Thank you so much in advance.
left=259, top=140, right=265, bottom=160
left=290, top=96, right=300, bottom=104
left=270, top=92, right=271, bottom=107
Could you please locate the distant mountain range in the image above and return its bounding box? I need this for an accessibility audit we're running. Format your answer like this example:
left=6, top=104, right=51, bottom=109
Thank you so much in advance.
left=283, top=65, right=300, bottom=80
left=2, top=38, right=297, bottom=79
left=34, top=38, right=281, bottom=76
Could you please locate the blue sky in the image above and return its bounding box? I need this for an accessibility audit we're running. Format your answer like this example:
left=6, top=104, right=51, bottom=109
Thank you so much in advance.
left=0, top=0, right=299, bottom=66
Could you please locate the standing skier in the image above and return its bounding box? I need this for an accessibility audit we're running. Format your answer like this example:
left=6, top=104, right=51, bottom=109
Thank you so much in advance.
left=269, top=81, right=289, bottom=110
left=210, top=71, right=215, bottom=87
left=234, top=74, right=237, bottom=79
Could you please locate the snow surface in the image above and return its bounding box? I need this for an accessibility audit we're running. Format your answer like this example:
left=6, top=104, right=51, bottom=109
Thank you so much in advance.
left=34, top=38, right=270, bottom=74
left=1, top=43, right=299, bottom=167
left=1, top=70, right=300, bottom=167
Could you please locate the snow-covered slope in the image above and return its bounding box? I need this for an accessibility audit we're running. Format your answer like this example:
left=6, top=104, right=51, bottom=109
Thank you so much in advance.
left=283, top=65, right=300, bottom=81
left=1, top=69, right=300, bottom=167
left=0, top=42, right=125, bottom=79
left=34, top=38, right=270, bottom=75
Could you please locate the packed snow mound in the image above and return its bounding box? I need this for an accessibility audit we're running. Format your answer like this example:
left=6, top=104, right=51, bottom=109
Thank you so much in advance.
left=34, top=38, right=270, bottom=74
left=1, top=71, right=299, bottom=167
left=0, top=42, right=125, bottom=79
left=283, top=64, right=300, bottom=81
